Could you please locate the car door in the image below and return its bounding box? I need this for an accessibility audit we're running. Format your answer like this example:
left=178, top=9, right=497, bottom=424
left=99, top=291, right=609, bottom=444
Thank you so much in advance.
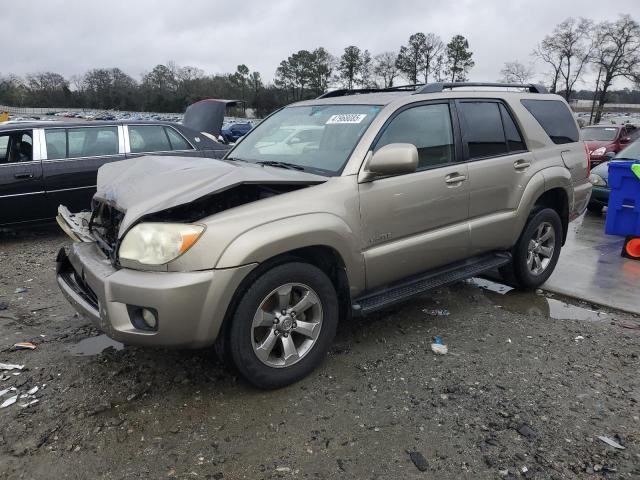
left=0, top=128, right=47, bottom=225
left=42, top=125, right=125, bottom=214
left=358, top=101, right=470, bottom=289
left=456, top=100, right=536, bottom=253
left=125, top=124, right=202, bottom=158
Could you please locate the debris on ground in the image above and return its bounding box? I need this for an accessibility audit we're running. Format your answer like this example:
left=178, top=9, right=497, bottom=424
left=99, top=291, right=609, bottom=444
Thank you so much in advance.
left=1, top=394, right=18, bottom=408
left=0, top=301, right=8, bottom=310
left=0, top=362, right=24, bottom=371
left=423, top=308, right=450, bottom=316
left=430, top=336, right=448, bottom=355
left=597, top=435, right=625, bottom=450
left=13, top=342, right=37, bottom=350
left=574, top=335, right=584, bottom=341
left=408, top=451, right=429, bottom=471
left=516, top=423, right=538, bottom=440
left=14, top=287, right=27, bottom=294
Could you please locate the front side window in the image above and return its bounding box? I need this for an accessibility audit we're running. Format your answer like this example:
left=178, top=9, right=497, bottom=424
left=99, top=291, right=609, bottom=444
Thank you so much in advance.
left=68, top=127, right=119, bottom=158
left=374, top=103, right=454, bottom=170
left=129, top=125, right=171, bottom=153
left=228, top=105, right=381, bottom=175
left=458, top=101, right=508, bottom=159
left=0, top=131, right=33, bottom=163
left=521, top=99, right=579, bottom=144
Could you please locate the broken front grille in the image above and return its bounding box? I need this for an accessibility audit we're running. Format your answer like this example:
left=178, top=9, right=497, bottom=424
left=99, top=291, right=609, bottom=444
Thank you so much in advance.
left=89, top=200, right=124, bottom=262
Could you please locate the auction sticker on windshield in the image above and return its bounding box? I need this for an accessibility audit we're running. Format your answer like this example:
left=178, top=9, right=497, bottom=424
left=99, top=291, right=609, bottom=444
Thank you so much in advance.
left=326, top=114, right=367, bottom=124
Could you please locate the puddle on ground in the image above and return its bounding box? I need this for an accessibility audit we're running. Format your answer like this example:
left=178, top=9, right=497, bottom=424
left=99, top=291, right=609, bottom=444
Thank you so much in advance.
left=468, top=278, right=608, bottom=322
left=67, top=334, right=124, bottom=356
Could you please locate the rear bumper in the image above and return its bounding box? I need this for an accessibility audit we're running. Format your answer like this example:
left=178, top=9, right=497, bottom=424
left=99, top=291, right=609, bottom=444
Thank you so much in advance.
left=56, top=243, right=255, bottom=348
left=570, top=181, right=592, bottom=220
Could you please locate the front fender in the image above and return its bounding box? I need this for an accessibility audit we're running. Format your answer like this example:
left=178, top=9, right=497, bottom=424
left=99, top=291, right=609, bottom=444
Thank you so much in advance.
left=215, top=213, right=366, bottom=294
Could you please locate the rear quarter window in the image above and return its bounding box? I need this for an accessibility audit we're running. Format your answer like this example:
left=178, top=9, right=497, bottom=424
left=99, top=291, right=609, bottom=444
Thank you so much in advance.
left=520, top=99, right=579, bottom=145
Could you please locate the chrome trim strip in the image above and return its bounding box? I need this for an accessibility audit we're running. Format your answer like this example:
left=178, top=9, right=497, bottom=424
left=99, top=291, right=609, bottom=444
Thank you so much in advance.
left=42, top=154, right=124, bottom=163
left=0, top=160, right=41, bottom=167
left=46, top=185, right=96, bottom=193
left=0, top=190, right=45, bottom=198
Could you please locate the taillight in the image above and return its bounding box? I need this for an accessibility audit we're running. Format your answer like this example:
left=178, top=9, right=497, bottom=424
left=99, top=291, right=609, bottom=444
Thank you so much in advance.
left=583, top=141, right=591, bottom=177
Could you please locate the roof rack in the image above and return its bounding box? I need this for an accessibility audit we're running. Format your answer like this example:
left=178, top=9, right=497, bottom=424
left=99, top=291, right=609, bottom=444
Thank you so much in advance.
left=414, top=82, right=548, bottom=94
left=316, top=84, right=423, bottom=99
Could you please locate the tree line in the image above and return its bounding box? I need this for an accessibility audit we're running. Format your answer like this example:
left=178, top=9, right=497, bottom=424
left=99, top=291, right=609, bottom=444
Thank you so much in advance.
left=503, top=14, right=640, bottom=123
left=0, top=13, right=638, bottom=122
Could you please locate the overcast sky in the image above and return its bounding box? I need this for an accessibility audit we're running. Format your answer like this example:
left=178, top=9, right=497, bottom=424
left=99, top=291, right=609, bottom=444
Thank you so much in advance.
left=2, top=0, right=638, bottom=89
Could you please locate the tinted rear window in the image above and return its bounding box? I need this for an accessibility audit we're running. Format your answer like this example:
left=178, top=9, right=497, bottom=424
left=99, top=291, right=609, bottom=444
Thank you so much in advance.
left=520, top=99, right=579, bottom=144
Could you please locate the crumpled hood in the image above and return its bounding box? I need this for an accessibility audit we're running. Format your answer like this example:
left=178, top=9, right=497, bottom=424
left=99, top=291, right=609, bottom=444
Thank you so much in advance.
left=94, top=156, right=327, bottom=235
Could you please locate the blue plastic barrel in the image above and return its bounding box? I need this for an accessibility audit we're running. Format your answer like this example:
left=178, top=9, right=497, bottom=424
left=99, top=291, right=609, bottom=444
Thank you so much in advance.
left=605, top=160, right=640, bottom=237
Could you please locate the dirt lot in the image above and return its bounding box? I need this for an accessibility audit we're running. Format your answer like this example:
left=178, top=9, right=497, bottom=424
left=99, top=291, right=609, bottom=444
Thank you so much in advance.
left=0, top=226, right=639, bottom=479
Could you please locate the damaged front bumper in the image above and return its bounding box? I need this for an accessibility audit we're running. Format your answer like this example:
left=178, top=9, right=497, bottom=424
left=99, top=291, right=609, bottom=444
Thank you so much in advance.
left=56, top=242, right=255, bottom=349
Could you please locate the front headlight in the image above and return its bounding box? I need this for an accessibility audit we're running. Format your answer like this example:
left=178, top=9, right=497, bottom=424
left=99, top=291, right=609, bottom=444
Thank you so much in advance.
left=589, top=173, right=607, bottom=187
left=591, top=147, right=607, bottom=156
left=119, top=223, right=205, bottom=265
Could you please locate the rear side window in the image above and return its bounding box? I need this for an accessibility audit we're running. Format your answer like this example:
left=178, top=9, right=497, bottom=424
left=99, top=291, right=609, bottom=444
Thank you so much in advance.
left=520, top=99, right=579, bottom=144
left=129, top=125, right=171, bottom=153
left=458, top=102, right=508, bottom=159
left=164, top=127, right=192, bottom=150
left=45, top=129, right=66, bottom=159
left=68, top=127, right=119, bottom=158
left=499, top=104, right=526, bottom=152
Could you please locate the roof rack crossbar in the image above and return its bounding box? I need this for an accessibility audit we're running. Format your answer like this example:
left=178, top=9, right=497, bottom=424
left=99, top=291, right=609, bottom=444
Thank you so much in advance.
left=316, top=84, right=424, bottom=99
left=414, top=82, right=548, bottom=94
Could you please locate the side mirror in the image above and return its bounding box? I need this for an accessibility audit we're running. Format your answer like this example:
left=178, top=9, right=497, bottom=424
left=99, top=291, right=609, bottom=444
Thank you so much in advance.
left=620, top=136, right=631, bottom=144
left=364, top=143, right=418, bottom=180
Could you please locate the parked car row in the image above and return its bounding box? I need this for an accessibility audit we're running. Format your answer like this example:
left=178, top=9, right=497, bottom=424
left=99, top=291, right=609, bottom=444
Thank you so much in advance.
left=0, top=119, right=230, bottom=225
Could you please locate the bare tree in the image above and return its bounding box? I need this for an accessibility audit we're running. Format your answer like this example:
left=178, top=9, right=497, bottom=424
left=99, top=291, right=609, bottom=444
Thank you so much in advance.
left=423, top=33, right=444, bottom=83
left=500, top=60, right=534, bottom=83
left=535, top=18, right=594, bottom=100
left=373, top=52, right=399, bottom=87
left=533, top=37, right=564, bottom=93
left=591, top=14, right=640, bottom=123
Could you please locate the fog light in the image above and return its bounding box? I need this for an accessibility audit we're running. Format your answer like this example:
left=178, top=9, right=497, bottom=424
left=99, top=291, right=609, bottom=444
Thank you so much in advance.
left=141, top=308, right=157, bottom=329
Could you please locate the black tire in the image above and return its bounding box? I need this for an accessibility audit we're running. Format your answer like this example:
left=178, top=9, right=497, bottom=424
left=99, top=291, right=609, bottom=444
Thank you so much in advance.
left=500, top=208, right=563, bottom=290
left=227, top=262, right=338, bottom=389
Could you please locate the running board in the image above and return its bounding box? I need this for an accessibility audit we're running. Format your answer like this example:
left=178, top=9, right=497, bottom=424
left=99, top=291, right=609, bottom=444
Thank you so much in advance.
left=352, top=252, right=512, bottom=315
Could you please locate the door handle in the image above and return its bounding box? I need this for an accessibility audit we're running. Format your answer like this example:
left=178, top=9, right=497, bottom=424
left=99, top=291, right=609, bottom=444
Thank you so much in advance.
left=14, top=173, right=33, bottom=179
left=445, top=173, right=467, bottom=185
left=514, top=160, right=531, bottom=171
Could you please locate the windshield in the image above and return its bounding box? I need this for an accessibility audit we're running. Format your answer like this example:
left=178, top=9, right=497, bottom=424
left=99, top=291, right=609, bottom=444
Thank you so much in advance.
left=582, top=126, right=619, bottom=142
left=617, top=138, right=640, bottom=160
left=227, top=104, right=382, bottom=175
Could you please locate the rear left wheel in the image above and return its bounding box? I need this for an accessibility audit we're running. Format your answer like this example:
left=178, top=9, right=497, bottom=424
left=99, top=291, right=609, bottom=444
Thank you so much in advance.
left=228, top=262, right=338, bottom=389
left=500, top=208, right=562, bottom=289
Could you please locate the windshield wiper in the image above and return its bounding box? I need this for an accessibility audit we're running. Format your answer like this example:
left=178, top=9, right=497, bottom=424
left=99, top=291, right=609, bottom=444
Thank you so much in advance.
left=225, top=157, right=249, bottom=163
left=256, top=160, right=305, bottom=171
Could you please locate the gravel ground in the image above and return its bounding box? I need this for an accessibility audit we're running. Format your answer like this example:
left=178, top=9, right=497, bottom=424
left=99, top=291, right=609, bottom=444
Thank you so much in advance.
left=0, top=226, right=639, bottom=479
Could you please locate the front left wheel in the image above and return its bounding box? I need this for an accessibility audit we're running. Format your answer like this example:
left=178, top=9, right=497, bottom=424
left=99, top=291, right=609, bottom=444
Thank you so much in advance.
left=227, top=262, right=338, bottom=389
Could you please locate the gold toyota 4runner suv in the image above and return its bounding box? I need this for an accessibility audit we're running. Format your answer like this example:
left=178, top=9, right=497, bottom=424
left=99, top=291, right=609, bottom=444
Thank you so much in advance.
left=57, top=82, right=591, bottom=388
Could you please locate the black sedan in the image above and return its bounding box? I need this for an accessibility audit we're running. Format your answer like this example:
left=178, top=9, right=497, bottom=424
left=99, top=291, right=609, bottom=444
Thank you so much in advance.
left=0, top=101, right=233, bottom=226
